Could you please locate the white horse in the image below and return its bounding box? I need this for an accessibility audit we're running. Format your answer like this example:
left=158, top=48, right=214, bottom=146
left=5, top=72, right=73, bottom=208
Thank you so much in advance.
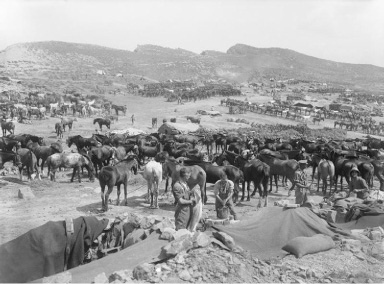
left=317, top=159, right=335, bottom=196
left=142, top=161, right=163, bottom=209
left=87, top=99, right=95, bottom=106
left=49, top=102, right=60, bottom=113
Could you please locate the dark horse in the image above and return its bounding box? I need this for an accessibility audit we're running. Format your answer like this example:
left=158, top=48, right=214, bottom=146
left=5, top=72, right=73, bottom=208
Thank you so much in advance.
left=7, top=134, right=44, bottom=148
left=1, top=119, right=15, bottom=136
left=99, top=155, right=139, bottom=211
left=67, top=135, right=100, bottom=151
left=214, top=151, right=270, bottom=207
left=93, top=118, right=111, bottom=131
left=111, top=104, right=127, bottom=116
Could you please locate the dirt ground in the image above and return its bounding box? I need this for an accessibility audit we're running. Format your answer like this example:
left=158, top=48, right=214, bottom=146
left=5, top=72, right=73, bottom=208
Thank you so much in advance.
left=1, top=89, right=384, bottom=282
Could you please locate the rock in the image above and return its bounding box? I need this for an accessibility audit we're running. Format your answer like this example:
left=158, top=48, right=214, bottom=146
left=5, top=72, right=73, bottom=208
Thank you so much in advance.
left=123, top=228, right=147, bottom=249
left=178, top=270, right=191, bottom=281
left=109, top=270, right=133, bottom=282
left=152, top=217, right=175, bottom=232
left=162, top=235, right=193, bottom=257
left=42, top=271, right=72, bottom=283
left=326, top=210, right=337, bottom=223
left=368, top=231, right=382, bottom=241
left=193, top=231, right=211, bottom=248
left=192, top=271, right=202, bottom=278
left=368, top=241, right=384, bottom=260
left=160, top=227, right=176, bottom=241
left=297, top=271, right=307, bottom=279
left=132, top=263, right=154, bottom=281
left=173, top=229, right=193, bottom=240
left=94, top=272, right=109, bottom=284
left=367, top=279, right=373, bottom=283
left=18, top=186, right=35, bottom=199
left=140, top=215, right=160, bottom=229
left=212, top=231, right=236, bottom=250
left=238, top=265, right=253, bottom=282
left=342, top=239, right=362, bottom=253
left=354, top=251, right=366, bottom=261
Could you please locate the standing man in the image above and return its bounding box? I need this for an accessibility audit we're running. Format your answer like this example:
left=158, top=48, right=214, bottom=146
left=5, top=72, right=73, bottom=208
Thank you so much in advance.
left=291, top=160, right=312, bottom=205
left=213, top=172, right=238, bottom=220
left=172, top=168, right=195, bottom=230
left=131, top=114, right=135, bottom=125
left=348, top=166, right=370, bottom=200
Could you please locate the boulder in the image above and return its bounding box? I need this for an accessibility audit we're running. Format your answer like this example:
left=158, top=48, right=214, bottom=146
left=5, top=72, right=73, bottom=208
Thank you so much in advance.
left=42, top=271, right=71, bottom=283
left=173, top=228, right=193, bottom=240
left=160, top=227, right=176, bottom=241
left=369, top=231, right=382, bottom=241
left=212, top=231, right=236, bottom=250
left=152, top=217, right=175, bottom=232
left=161, top=234, right=194, bottom=257
left=342, top=239, right=361, bottom=253
left=132, top=263, right=154, bottom=281
left=193, top=231, right=211, bottom=248
left=368, top=241, right=384, bottom=260
left=123, top=228, right=147, bottom=249
left=18, top=187, right=35, bottom=199
left=94, top=272, right=109, bottom=284
left=178, top=270, right=191, bottom=281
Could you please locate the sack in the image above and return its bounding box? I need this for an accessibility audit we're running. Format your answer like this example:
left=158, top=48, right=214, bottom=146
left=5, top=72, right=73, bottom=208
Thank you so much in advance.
left=282, top=234, right=335, bottom=258
left=217, top=206, right=229, bottom=219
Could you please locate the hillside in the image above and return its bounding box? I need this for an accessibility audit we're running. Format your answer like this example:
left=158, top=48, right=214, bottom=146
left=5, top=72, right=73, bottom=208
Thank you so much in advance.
left=0, top=41, right=384, bottom=92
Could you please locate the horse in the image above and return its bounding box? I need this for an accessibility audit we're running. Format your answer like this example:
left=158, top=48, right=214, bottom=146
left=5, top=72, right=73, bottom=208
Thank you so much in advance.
left=88, top=145, right=115, bottom=175
left=162, top=157, right=207, bottom=204
left=142, top=160, right=163, bottom=208
left=67, top=135, right=100, bottom=151
left=0, top=151, right=22, bottom=171
left=16, top=148, right=41, bottom=181
left=317, top=159, right=335, bottom=196
left=138, top=139, right=162, bottom=163
left=46, top=153, right=95, bottom=183
left=93, top=118, right=111, bottom=131
left=1, top=119, right=15, bottom=136
left=27, top=141, right=63, bottom=174
left=49, top=102, right=60, bottom=113
left=182, top=159, right=244, bottom=204
left=0, top=137, right=21, bottom=152
left=258, top=153, right=299, bottom=193
left=313, top=117, right=325, bottom=125
left=61, top=117, right=77, bottom=131
left=7, top=134, right=44, bottom=148
left=111, top=104, right=127, bottom=116
left=55, top=122, right=64, bottom=139
left=213, top=151, right=269, bottom=206
left=99, top=155, right=139, bottom=211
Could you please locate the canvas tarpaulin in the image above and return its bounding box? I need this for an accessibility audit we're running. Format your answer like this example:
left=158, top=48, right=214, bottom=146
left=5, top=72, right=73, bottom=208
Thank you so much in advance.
left=0, top=217, right=108, bottom=283
left=213, top=207, right=335, bottom=260
left=331, top=214, right=384, bottom=231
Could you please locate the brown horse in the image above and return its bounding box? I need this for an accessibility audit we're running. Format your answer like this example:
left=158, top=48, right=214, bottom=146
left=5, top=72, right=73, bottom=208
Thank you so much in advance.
left=162, top=157, right=207, bottom=204
left=317, top=159, right=335, bottom=196
left=99, top=156, right=138, bottom=211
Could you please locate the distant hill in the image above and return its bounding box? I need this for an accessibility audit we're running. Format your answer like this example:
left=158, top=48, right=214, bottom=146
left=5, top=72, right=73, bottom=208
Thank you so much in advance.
left=0, top=41, right=383, bottom=92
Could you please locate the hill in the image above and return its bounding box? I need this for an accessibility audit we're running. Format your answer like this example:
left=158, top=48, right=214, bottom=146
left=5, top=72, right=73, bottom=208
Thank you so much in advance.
left=0, top=41, right=384, bottom=92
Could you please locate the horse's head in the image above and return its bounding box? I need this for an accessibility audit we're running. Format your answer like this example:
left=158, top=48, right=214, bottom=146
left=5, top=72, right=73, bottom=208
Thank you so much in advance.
left=13, top=152, right=22, bottom=168
left=67, top=137, right=73, bottom=147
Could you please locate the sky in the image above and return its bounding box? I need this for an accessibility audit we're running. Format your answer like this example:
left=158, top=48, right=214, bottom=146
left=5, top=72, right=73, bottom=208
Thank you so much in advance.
left=0, top=0, right=383, bottom=67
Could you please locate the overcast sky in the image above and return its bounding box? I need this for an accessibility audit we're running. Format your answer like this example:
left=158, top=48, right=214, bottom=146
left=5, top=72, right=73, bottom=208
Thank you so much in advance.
left=1, top=0, right=383, bottom=67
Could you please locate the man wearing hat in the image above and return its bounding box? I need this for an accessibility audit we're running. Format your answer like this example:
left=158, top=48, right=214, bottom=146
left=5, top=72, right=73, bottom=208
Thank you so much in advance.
left=348, top=166, right=370, bottom=200
left=291, top=159, right=312, bottom=205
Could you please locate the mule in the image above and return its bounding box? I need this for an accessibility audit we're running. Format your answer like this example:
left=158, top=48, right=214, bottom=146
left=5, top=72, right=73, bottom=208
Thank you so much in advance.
left=0, top=137, right=21, bottom=152
left=99, top=156, right=139, bottom=211
left=46, top=153, right=95, bottom=183
left=93, top=118, right=111, bottom=131
left=27, top=141, right=63, bottom=174
left=162, top=157, right=207, bottom=204
left=88, top=145, right=115, bottom=175
left=55, top=122, right=64, bottom=139
left=142, top=160, right=163, bottom=208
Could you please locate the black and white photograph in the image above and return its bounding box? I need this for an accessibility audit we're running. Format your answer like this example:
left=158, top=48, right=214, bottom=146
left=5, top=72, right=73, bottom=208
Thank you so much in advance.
left=1, top=0, right=384, bottom=282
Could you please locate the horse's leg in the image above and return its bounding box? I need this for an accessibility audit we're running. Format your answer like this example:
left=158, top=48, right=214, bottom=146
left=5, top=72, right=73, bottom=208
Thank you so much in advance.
left=164, top=177, right=169, bottom=193
left=257, top=184, right=262, bottom=208
left=202, top=182, right=207, bottom=205
left=124, top=181, right=128, bottom=206
left=312, top=165, right=317, bottom=181
left=247, top=181, right=252, bottom=201
left=269, top=175, right=273, bottom=192
left=147, top=180, right=152, bottom=204
left=77, top=165, right=81, bottom=182
left=317, top=171, right=320, bottom=192
left=263, top=176, right=269, bottom=207
left=274, top=175, right=278, bottom=193
left=240, top=180, right=245, bottom=202
left=116, top=184, right=121, bottom=205
left=18, top=165, right=23, bottom=181
left=100, top=184, right=106, bottom=210
left=70, top=167, right=76, bottom=182
left=105, top=185, right=114, bottom=211
left=323, top=178, right=328, bottom=196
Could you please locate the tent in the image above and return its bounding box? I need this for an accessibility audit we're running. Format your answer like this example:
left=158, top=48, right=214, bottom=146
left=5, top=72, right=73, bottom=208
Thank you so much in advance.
left=158, top=122, right=199, bottom=135
left=213, top=207, right=335, bottom=260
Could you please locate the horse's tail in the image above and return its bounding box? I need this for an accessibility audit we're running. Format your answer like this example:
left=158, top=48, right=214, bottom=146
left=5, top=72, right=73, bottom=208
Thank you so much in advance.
left=28, top=150, right=34, bottom=173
